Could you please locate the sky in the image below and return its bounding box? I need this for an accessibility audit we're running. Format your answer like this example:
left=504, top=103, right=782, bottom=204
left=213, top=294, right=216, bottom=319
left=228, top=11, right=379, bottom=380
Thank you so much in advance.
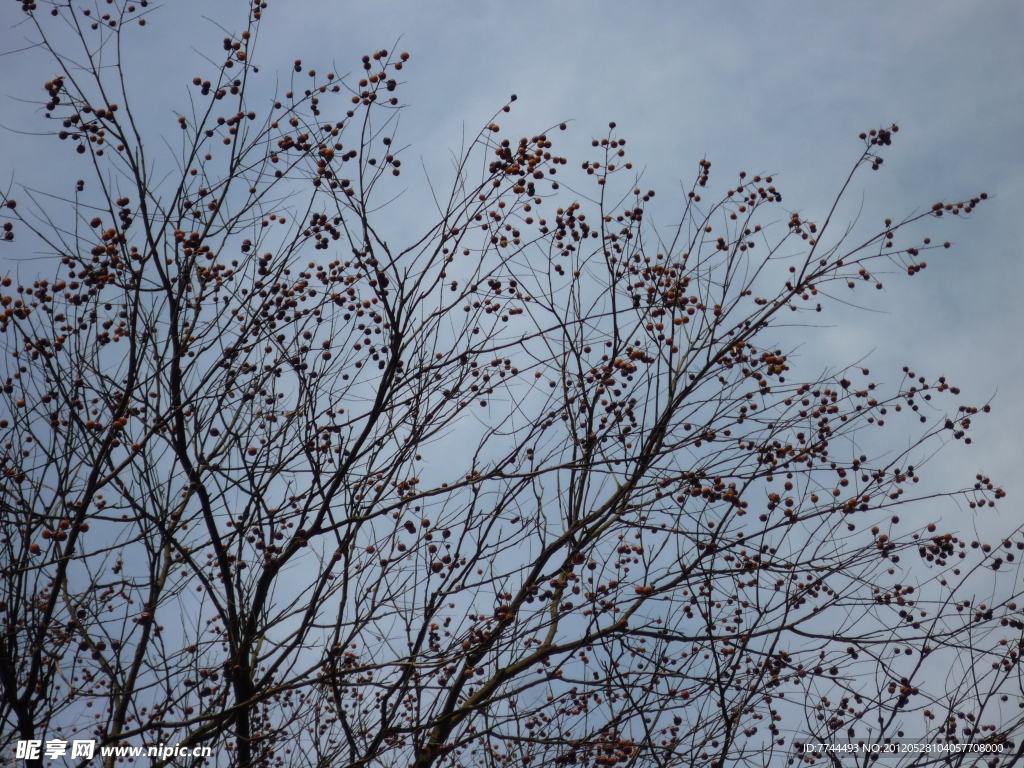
left=1, top=1, right=1021, bottom=540
left=0, top=1, right=1022, bottom=760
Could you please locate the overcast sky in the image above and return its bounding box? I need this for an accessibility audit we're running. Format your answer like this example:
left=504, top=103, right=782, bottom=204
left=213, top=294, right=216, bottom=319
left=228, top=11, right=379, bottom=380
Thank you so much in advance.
left=2, top=1, right=1021, bottom=534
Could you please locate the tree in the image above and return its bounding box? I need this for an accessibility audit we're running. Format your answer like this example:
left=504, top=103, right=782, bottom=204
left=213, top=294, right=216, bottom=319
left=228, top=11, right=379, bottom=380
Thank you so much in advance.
left=1, top=3, right=1021, bottom=767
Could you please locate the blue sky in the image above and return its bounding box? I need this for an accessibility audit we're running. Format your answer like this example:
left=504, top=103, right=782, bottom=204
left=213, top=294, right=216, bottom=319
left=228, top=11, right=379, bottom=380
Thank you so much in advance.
left=2, top=0, right=1021, bottom=527
left=1, top=3, right=1023, bottom=760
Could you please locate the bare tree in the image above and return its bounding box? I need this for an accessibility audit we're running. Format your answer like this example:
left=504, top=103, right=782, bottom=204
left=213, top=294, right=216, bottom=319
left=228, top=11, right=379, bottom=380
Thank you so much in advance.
left=1, top=3, right=1021, bottom=768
